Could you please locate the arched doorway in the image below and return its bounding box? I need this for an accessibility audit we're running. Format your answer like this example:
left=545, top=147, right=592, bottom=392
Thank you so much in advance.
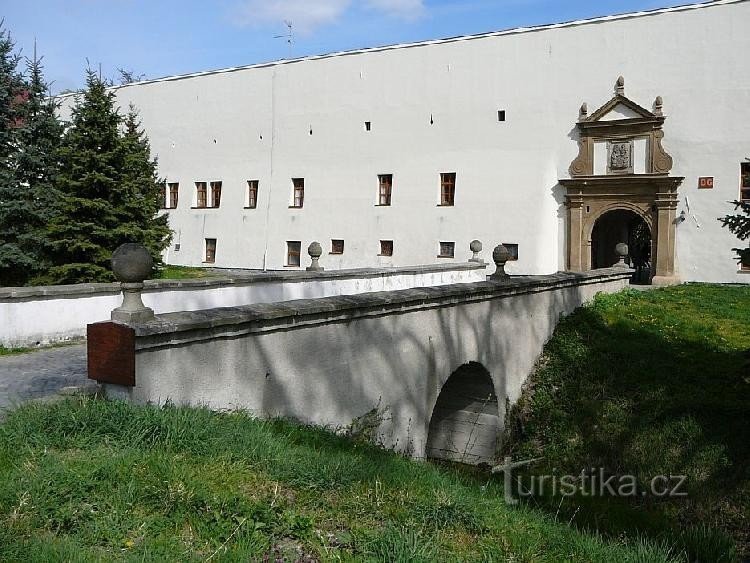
left=591, top=209, right=652, bottom=284
left=426, top=362, right=499, bottom=465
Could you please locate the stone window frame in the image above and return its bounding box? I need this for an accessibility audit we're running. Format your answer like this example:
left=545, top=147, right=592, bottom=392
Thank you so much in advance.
left=286, top=241, right=301, bottom=267
left=438, top=241, right=455, bottom=258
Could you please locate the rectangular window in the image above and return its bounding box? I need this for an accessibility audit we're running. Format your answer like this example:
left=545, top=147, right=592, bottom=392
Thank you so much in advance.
left=287, top=241, right=301, bottom=266
left=168, top=182, right=179, bottom=209
left=379, top=240, right=393, bottom=257
left=205, top=238, right=216, bottom=263
left=247, top=180, right=259, bottom=209
left=196, top=182, right=207, bottom=208
left=210, top=181, right=222, bottom=208
left=503, top=243, right=519, bottom=261
left=160, top=183, right=167, bottom=209
left=378, top=174, right=392, bottom=206
left=331, top=239, right=344, bottom=254
left=292, top=178, right=304, bottom=208
left=438, top=241, right=455, bottom=258
left=741, top=162, right=750, bottom=203
left=440, top=173, right=456, bottom=206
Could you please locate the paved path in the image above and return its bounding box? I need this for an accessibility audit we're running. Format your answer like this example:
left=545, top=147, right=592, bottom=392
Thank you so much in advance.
left=0, top=344, right=88, bottom=413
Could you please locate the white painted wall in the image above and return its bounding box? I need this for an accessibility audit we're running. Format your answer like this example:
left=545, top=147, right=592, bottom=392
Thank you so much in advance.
left=58, top=0, right=750, bottom=283
left=0, top=265, right=485, bottom=347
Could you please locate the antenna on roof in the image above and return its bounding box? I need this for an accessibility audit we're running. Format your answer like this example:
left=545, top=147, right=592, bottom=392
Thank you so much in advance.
left=273, top=20, right=294, bottom=59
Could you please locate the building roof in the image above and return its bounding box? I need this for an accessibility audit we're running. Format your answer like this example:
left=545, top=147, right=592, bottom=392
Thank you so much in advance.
left=58, top=0, right=745, bottom=97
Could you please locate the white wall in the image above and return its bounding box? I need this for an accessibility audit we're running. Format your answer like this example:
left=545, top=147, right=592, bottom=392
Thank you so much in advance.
left=0, top=265, right=486, bottom=348
left=59, top=0, right=750, bottom=283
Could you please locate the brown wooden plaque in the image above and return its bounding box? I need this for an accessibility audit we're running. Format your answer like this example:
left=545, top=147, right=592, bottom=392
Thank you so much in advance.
left=87, top=322, right=136, bottom=386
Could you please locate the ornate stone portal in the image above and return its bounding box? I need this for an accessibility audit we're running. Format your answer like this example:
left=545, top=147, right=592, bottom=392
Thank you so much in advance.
left=560, top=77, right=684, bottom=285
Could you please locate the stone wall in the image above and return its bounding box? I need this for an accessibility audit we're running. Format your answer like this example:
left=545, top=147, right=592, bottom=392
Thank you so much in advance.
left=93, top=268, right=631, bottom=460
left=0, top=263, right=486, bottom=347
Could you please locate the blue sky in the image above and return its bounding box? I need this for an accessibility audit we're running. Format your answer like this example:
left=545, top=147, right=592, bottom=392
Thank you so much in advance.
left=4, top=0, right=687, bottom=93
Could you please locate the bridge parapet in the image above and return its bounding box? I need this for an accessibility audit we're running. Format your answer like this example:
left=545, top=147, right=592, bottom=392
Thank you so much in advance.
left=88, top=265, right=632, bottom=461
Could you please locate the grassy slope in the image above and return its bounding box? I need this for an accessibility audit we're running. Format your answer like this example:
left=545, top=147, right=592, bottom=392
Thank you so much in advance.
left=155, top=265, right=215, bottom=280
left=0, top=399, right=678, bottom=562
left=505, top=284, right=750, bottom=561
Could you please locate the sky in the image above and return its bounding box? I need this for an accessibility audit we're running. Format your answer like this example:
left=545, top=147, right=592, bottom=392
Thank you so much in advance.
left=3, top=0, right=690, bottom=94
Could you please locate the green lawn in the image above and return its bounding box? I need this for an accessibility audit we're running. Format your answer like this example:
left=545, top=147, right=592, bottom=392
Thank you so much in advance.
left=154, top=264, right=216, bottom=280
left=0, top=345, right=30, bottom=356
left=1, top=399, right=679, bottom=562
left=505, top=283, right=750, bottom=561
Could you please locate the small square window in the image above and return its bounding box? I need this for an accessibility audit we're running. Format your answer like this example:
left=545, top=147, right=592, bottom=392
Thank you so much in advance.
left=292, top=178, right=304, bottom=208
left=287, top=241, right=301, bottom=267
left=503, top=243, right=519, bottom=261
left=378, top=174, right=392, bottom=206
left=498, top=110, right=506, bottom=122
left=247, top=180, right=259, bottom=209
left=379, top=240, right=393, bottom=257
left=440, top=173, right=456, bottom=206
left=331, top=239, right=345, bottom=254
left=205, top=238, right=217, bottom=263
left=438, top=241, right=455, bottom=258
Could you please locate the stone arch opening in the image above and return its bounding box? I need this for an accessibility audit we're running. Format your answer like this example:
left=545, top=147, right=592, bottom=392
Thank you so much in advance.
left=591, top=209, right=652, bottom=284
left=426, top=362, right=499, bottom=465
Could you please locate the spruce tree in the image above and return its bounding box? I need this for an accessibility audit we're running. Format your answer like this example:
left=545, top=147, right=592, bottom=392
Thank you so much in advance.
left=719, top=199, right=750, bottom=268
left=0, top=23, right=28, bottom=286
left=6, top=51, right=64, bottom=285
left=43, top=71, right=171, bottom=284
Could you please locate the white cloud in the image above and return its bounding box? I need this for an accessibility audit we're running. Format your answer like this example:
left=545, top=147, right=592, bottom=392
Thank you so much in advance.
left=365, top=0, right=425, bottom=20
left=234, top=0, right=352, bottom=34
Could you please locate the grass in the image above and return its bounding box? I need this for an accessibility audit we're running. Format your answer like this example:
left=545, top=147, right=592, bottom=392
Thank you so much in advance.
left=155, top=264, right=216, bottom=280
left=0, top=398, right=682, bottom=562
left=504, top=283, right=750, bottom=561
left=0, top=345, right=30, bottom=356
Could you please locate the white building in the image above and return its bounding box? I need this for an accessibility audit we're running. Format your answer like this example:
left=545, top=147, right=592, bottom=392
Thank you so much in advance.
left=61, top=0, right=750, bottom=283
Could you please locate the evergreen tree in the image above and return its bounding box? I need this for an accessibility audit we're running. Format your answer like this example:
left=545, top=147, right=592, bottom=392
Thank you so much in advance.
left=719, top=199, right=750, bottom=268
left=43, top=71, right=171, bottom=284
left=5, top=51, right=65, bottom=285
left=0, top=23, right=28, bottom=285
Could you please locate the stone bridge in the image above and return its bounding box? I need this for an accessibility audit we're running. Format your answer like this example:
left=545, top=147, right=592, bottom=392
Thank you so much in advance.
left=88, top=247, right=630, bottom=464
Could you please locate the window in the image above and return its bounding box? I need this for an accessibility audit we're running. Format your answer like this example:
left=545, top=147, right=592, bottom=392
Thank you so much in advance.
left=379, top=240, right=393, bottom=257
left=292, top=178, right=304, bottom=208
left=160, top=183, right=167, bottom=209
left=365, top=121, right=371, bottom=131
left=331, top=239, right=345, bottom=254
left=196, top=182, right=207, bottom=208
left=503, top=243, right=519, bottom=261
left=287, top=241, right=301, bottom=266
left=438, top=241, right=455, bottom=258
left=168, top=182, right=179, bottom=209
left=247, top=180, right=259, bottom=209
left=210, top=181, right=222, bottom=208
left=741, top=162, right=750, bottom=203
left=378, top=174, right=392, bottom=206
left=498, top=110, right=506, bottom=122
left=440, top=173, right=456, bottom=206
left=204, top=238, right=216, bottom=263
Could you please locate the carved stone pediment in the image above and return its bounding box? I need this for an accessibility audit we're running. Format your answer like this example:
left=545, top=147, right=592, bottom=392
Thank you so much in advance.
left=569, top=77, right=673, bottom=177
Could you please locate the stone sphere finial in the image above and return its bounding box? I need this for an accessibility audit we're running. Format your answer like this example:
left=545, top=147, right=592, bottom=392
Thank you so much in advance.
left=111, top=243, right=153, bottom=283
left=490, top=244, right=511, bottom=281
left=307, top=241, right=324, bottom=272
left=579, top=102, right=588, bottom=119
left=469, top=240, right=484, bottom=263
left=110, top=243, right=155, bottom=323
left=616, top=75, right=625, bottom=95
left=614, top=242, right=629, bottom=268
left=653, top=95, right=663, bottom=116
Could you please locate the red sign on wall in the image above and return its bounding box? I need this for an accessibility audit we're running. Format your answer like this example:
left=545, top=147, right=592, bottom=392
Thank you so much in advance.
left=698, top=177, right=714, bottom=189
